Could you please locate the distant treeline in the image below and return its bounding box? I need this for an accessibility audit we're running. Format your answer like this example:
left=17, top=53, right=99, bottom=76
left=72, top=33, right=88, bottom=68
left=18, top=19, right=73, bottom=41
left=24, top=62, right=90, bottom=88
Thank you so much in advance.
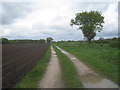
left=0, top=38, right=46, bottom=44
left=56, top=37, right=120, bottom=49
left=93, top=37, right=120, bottom=49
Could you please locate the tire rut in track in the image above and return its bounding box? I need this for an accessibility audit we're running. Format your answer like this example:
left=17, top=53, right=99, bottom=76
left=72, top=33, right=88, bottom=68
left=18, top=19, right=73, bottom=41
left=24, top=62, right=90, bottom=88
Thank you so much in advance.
left=56, top=46, right=118, bottom=88
left=38, top=46, right=65, bottom=88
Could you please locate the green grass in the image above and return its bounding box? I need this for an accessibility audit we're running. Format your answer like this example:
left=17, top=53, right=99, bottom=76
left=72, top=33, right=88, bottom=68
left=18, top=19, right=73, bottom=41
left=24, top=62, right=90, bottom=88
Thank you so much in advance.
left=15, top=47, right=51, bottom=88
left=53, top=45, right=83, bottom=88
left=55, top=42, right=119, bottom=85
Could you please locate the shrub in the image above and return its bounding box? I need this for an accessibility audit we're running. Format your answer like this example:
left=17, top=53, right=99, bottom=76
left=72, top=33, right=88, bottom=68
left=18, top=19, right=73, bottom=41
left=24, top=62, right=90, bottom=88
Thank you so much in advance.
left=2, top=38, right=9, bottom=44
left=109, top=41, right=119, bottom=49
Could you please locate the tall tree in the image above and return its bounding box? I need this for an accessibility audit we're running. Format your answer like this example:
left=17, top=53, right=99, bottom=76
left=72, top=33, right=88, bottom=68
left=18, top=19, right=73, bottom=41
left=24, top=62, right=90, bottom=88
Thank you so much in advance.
left=70, top=11, right=104, bottom=42
left=46, top=37, right=53, bottom=43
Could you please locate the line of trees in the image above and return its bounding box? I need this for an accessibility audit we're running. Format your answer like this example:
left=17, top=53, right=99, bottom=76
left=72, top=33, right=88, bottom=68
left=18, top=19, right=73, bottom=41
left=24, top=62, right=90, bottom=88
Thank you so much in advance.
left=0, top=37, right=54, bottom=44
left=56, top=37, right=120, bottom=49
left=93, top=37, right=120, bottom=49
left=0, top=38, right=9, bottom=44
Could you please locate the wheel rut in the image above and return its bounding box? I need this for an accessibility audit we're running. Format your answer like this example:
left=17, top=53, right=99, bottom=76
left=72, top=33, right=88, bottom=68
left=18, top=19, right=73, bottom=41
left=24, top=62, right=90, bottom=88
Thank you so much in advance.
left=56, top=46, right=118, bottom=88
left=38, top=46, right=65, bottom=88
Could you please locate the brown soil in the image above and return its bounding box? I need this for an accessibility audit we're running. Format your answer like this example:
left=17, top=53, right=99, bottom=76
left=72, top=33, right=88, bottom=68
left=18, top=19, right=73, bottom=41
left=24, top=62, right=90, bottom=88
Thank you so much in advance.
left=2, top=44, right=49, bottom=88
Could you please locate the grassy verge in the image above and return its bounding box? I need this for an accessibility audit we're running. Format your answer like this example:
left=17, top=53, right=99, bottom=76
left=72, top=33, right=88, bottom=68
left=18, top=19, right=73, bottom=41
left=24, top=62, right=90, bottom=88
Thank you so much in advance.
left=53, top=45, right=83, bottom=88
left=15, top=47, right=51, bottom=88
left=55, top=42, right=119, bottom=85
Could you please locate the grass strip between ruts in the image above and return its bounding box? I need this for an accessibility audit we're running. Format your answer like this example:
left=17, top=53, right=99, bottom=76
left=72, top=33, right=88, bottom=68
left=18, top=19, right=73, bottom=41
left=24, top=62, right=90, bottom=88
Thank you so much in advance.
left=53, top=45, right=83, bottom=88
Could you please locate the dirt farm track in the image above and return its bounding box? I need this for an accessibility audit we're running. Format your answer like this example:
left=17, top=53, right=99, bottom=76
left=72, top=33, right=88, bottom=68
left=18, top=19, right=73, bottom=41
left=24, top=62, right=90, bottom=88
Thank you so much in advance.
left=2, top=44, right=49, bottom=88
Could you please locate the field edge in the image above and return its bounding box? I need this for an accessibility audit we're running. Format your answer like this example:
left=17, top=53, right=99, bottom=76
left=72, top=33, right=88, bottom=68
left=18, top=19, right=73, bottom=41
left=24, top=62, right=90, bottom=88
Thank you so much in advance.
left=15, top=46, right=51, bottom=88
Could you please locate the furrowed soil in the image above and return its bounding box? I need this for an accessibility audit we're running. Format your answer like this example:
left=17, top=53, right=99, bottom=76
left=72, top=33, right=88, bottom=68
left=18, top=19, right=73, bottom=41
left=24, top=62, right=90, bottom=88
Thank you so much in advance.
left=2, top=44, right=49, bottom=88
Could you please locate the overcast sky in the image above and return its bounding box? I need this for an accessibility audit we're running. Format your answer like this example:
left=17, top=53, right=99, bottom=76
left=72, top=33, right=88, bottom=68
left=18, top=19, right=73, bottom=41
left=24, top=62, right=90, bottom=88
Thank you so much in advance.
left=0, top=0, right=119, bottom=41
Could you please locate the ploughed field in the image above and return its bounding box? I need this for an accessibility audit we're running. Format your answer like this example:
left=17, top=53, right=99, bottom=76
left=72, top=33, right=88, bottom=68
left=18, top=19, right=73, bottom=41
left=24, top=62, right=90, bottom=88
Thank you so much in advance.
left=2, top=44, right=49, bottom=88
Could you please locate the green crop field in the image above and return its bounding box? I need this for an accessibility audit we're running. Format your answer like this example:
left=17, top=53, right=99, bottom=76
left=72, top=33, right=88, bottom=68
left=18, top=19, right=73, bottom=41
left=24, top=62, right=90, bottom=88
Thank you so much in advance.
left=54, top=42, right=119, bottom=85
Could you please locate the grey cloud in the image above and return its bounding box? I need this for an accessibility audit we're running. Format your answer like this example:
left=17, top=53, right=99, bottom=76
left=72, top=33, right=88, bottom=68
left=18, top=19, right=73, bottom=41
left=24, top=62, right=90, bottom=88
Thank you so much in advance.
left=69, top=2, right=110, bottom=13
left=118, top=1, right=120, bottom=37
left=32, top=21, right=71, bottom=31
left=1, top=2, right=118, bottom=41
left=49, top=25, right=70, bottom=31
left=1, top=2, right=33, bottom=25
left=97, top=31, right=118, bottom=38
left=96, top=24, right=118, bottom=38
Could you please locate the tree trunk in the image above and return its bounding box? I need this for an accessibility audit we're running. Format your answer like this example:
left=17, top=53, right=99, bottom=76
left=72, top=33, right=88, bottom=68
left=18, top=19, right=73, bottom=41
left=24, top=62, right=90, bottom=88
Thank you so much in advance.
left=88, top=38, right=92, bottom=44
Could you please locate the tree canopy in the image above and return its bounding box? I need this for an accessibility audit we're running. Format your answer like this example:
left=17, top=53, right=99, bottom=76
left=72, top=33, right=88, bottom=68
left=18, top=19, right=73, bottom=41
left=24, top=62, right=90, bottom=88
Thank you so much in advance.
left=70, top=11, right=104, bottom=42
left=46, top=37, right=53, bottom=43
left=2, top=38, right=9, bottom=44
